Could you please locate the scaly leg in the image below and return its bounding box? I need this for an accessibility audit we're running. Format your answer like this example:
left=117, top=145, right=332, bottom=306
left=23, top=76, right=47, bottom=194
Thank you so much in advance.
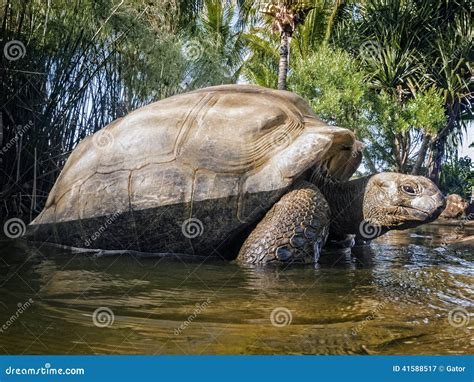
left=237, top=181, right=330, bottom=264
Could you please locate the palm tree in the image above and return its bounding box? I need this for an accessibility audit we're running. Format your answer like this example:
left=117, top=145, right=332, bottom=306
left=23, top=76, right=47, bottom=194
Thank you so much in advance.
left=243, top=0, right=348, bottom=88
left=186, top=0, right=347, bottom=90
left=261, top=1, right=314, bottom=89
left=341, top=0, right=472, bottom=179
left=242, top=29, right=281, bottom=87
left=347, top=0, right=430, bottom=173
left=184, top=0, right=247, bottom=88
left=424, top=5, right=472, bottom=184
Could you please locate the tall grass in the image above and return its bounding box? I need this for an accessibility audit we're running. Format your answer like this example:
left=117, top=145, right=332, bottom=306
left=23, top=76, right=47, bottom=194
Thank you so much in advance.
left=0, top=0, right=242, bottom=223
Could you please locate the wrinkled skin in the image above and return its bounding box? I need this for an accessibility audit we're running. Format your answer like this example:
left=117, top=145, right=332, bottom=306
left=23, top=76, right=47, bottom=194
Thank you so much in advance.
left=317, top=172, right=446, bottom=243
left=238, top=172, right=446, bottom=264
left=363, top=173, right=446, bottom=230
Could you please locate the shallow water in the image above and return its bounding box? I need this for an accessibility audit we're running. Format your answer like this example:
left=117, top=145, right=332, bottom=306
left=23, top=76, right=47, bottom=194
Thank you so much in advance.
left=0, top=222, right=472, bottom=355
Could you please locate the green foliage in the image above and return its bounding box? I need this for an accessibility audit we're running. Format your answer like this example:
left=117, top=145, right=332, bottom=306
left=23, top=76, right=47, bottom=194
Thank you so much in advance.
left=0, top=0, right=241, bottom=219
left=369, top=92, right=409, bottom=133
left=183, top=0, right=246, bottom=88
left=289, top=45, right=367, bottom=131
left=360, top=88, right=446, bottom=172
left=242, top=29, right=280, bottom=88
left=405, top=88, right=446, bottom=135
left=1, top=0, right=472, bottom=220
left=439, top=156, right=474, bottom=198
left=286, top=44, right=447, bottom=174
left=334, top=0, right=472, bottom=178
left=367, top=88, right=446, bottom=135
left=242, top=0, right=350, bottom=86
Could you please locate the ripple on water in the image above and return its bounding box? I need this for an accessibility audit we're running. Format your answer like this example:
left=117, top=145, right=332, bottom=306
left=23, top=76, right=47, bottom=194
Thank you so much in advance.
left=0, top=223, right=472, bottom=354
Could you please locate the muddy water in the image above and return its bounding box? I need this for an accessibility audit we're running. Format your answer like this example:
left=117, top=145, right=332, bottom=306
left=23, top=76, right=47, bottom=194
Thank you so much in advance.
left=0, top=222, right=472, bottom=355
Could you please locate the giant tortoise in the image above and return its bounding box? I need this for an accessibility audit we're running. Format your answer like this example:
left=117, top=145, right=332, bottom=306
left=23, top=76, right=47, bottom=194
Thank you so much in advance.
left=27, top=85, right=445, bottom=263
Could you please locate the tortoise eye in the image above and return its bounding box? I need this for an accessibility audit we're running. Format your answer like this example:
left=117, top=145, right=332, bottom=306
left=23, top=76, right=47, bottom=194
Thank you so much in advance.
left=402, top=184, right=417, bottom=195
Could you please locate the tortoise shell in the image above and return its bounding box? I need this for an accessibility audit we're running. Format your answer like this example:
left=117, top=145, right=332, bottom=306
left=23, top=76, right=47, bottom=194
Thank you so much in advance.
left=28, top=85, right=361, bottom=256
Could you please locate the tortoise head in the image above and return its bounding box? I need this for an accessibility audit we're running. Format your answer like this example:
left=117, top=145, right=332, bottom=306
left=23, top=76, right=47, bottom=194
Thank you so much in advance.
left=363, top=172, right=446, bottom=230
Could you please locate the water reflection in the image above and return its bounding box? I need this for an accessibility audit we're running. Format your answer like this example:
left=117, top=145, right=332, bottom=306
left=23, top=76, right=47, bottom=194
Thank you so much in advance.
left=0, top=222, right=472, bottom=355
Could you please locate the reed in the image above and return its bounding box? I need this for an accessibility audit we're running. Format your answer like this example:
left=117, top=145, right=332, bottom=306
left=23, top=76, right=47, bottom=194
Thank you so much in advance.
left=0, top=0, right=241, bottom=223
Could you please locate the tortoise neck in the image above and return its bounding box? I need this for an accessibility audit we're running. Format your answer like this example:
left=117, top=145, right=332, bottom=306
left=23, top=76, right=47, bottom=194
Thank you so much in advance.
left=312, top=175, right=370, bottom=236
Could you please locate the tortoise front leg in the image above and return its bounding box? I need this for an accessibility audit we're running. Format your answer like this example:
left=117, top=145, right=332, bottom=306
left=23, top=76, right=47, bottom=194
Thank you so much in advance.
left=237, top=182, right=330, bottom=265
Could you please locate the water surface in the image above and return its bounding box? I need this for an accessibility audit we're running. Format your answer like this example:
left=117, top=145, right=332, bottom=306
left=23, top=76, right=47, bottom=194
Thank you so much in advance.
left=0, top=222, right=472, bottom=355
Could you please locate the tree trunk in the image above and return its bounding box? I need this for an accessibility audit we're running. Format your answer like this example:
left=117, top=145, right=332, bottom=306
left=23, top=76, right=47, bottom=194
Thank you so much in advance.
left=428, top=101, right=459, bottom=184
left=278, top=31, right=289, bottom=90
left=399, top=131, right=411, bottom=173
left=428, top=133, right=447, bottom=185
left=411, top=133, right=431, bottom=175
left=392, top=134, right=403, bottom=172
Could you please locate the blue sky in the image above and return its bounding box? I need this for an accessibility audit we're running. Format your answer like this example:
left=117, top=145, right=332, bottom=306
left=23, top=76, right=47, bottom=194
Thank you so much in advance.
left=460, top=122, right=473, bottom=159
